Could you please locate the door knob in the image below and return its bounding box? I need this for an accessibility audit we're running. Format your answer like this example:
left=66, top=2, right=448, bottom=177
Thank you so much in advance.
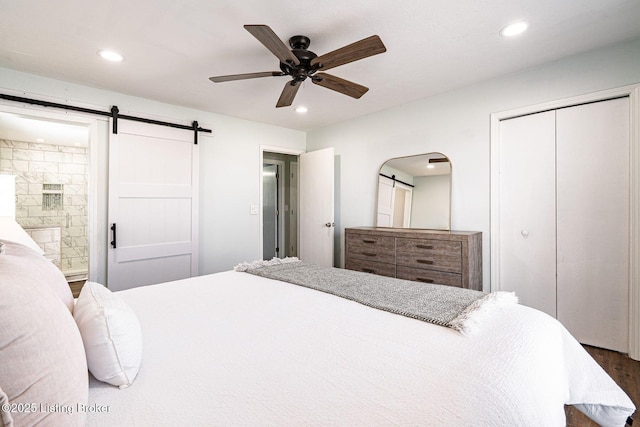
left=325, top=222, right=335, bottom=227
left=521, top=230, right=529, bottom=238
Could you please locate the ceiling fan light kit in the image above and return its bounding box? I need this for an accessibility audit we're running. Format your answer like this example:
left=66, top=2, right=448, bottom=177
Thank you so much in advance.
left=209, top=25, right=387, bottom=108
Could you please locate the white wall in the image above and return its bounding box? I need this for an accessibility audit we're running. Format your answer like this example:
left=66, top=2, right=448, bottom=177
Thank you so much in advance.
left=411, top=174, right=449, bottom=229
left=0, top=67, right=306, bottom=283
left=307, top=37, right=640, bottom=290
left=198, top=117, right=305, bottom=274
left=0, top=174, right=16, bottom=218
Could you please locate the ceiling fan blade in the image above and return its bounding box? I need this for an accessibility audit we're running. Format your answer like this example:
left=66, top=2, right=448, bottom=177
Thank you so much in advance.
left=311, top=35, right=386, bottom=71
left=276, top=81, right=301, bottom=108
left=244, top=25, right=300, bottom=66
left=312, top=73, right=369, bottom=99
left=209, top=71, right=284, bottom=83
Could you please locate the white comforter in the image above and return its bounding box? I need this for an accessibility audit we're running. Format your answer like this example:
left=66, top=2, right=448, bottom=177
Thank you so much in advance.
left=88, top=270, right=635, bottom=426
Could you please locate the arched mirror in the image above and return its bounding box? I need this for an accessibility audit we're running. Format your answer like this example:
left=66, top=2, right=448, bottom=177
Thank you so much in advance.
left=376, top=153, right=451, bottom=230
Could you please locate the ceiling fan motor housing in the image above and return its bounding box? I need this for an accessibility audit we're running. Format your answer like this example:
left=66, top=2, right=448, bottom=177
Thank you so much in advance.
left=279, top=35, right=322, bottom=83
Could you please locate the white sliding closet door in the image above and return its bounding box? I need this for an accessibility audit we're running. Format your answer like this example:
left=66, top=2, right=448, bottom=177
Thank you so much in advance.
left=494, top=96, right=631, bottom=353
left=497, top=111, right=557, bottom=317
left=556, top=98, right=629, bottom=352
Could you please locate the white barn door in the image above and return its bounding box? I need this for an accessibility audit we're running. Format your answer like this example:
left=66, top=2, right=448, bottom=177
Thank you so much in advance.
left=108, top=120, right=198, bottom=291
left=376, top=175, right=394, bottom=227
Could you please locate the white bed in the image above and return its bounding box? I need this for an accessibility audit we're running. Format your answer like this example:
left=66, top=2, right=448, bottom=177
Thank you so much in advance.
left=86, top=270, right=634, bottom=426
left=0, top=225, right=636, bottom=427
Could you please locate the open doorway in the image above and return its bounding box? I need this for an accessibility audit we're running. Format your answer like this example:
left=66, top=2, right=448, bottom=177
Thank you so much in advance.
left=262, top=151, right=298, bottom=260
left=0, top=108, right=95, bottom=295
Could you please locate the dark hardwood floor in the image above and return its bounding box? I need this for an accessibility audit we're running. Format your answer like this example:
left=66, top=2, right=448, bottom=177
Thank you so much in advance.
left=68, top=279, right=86, bottom=298
left=565, top=345, right=639, bottom=426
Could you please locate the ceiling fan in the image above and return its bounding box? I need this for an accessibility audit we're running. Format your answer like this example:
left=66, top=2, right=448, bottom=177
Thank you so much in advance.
left=209, top=25, right=387, bottom=108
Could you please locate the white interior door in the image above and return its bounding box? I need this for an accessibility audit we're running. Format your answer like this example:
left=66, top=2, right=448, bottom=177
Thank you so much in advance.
left=107, top=120, right=198, bottom=291
left=496, top=110, right=557, bottom=317
left=299, top=147, right=334, bottom=267
left=289, top=161, right=298, bottom=257
left=556, top=98, right=630, bottom=352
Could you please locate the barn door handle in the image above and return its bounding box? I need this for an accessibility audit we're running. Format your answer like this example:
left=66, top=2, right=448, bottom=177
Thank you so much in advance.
left=110, top=223, right=117, bottom=249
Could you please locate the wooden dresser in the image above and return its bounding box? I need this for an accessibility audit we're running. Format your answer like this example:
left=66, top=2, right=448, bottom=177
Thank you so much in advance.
left=345, top=227, right=482, bottom=290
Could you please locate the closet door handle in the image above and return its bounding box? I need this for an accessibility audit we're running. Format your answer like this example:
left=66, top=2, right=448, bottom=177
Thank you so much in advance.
left=110, top=223, right=117, bottom=249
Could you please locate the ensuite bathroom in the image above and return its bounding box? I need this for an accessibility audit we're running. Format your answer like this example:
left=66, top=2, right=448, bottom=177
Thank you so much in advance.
left=0, top=112, right=89, bottom=294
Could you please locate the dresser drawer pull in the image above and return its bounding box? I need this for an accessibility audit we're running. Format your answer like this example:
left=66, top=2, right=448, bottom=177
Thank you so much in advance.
left=416, top=244, right=434, bottom=250
left=362, top=239, right=376, bottom=244
left=362, top=268, right=375, bottom=274
left=416, top=278, right=435, bottom=283
left=362, top=252, right=377, bottom=257
left=416, top=259, right=434, bottom=265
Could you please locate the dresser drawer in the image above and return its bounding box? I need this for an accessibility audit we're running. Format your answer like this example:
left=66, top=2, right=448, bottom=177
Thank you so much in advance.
left=346, top=233, right=395, bottom=264
left=345, top=258, right=396, bottom=278
left=396, top=238, right=462, bottom=273
left=396, top=266, right=462, bottom=287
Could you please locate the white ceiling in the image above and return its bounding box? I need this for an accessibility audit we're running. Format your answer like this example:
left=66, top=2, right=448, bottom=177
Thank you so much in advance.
left=0, top=113, right=89, bottom=147
left=1, top=0, right=640, bottom=131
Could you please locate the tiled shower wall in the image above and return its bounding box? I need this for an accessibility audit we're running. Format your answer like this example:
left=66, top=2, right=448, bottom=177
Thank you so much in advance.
left=0, top=139, right=88, bottom=275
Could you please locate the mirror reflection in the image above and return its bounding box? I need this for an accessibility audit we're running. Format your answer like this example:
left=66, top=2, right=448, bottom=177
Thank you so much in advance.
left=376, top=153, right=451, bottom=230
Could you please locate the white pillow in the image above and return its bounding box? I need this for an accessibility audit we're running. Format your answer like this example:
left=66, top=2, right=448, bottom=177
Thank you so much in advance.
left=74, top=281, right=142, bottom=388
left=0, top=239, right=75, bottom=313
left=0, top=266, right=88, bottom=426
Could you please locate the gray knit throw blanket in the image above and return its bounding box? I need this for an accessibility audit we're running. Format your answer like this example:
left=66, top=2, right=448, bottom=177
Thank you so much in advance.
left=235, top=258, right=517, bottom=335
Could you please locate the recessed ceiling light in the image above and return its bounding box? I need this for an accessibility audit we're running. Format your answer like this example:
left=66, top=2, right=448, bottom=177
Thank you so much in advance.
left=500, top=21, right=529, bottom=37
left=426, top=164, right=435, bottom=169
left=97, top=49, right=125, bottom=62
left=295, top=106, right=308, bottom=114
left=36, top=138, right=45, bottom=143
